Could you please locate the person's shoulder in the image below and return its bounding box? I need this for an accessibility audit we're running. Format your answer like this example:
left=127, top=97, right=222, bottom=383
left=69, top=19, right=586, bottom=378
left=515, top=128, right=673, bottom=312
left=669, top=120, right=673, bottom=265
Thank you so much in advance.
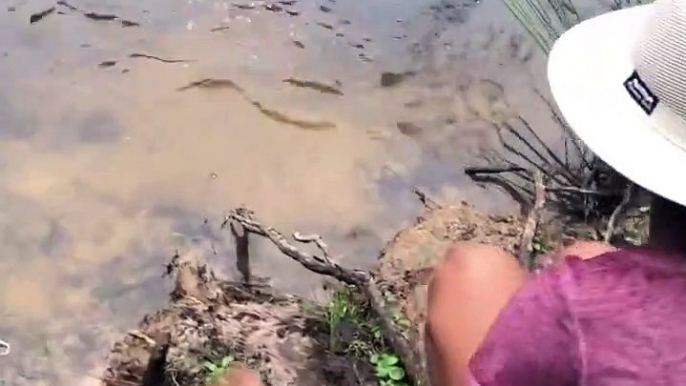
left=554, top=246, right=686, bottom=311
left=560, top=246, right=686, bottom=276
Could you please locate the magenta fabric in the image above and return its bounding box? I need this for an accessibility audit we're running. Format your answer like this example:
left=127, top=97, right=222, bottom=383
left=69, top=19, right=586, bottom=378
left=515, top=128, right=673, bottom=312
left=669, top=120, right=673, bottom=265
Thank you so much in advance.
left=469, top=247, right=686, bottom=386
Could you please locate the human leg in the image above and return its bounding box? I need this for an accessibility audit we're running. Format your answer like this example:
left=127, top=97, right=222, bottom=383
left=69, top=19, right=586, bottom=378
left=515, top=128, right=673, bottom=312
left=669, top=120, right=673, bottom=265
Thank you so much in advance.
left=425, top=240, right=615, bottom=386
left=425, top=243, right=526, bottom=386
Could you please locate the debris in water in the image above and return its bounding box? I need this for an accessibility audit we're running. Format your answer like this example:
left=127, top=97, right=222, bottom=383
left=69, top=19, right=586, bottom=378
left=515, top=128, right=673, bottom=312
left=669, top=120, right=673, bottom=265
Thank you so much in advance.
left=285, top=9, right=299, bottom=16
left=358, top=53, right=373, bottom=62
left=84, top=12, right=117, bottom=21
left=8, top=6, right=16, bottom=12
left=396, top=121, right=423, bottom=137
left=320, top=5, right=332, bottom=12
left=282, top=78, right=343, bottom=96
left=98, top=60, right=117, bottom=68
left=316, top=22, right=333, bottom=30
left=350, top=43, right=364, bottom=49
left=335, top=32, right=344, bottom=37
left=176, top=78, right=244, bottom=93
left=278, top=0, right=297, bottom=5
left=234, top=3, right=256, bottom=9
left=56, top=0, right=78, bottom=10
left=177, top=78, right=333, bottom=130
left=120, top=19, right=140, bottom=27
left=251, top=101, right=336, bottom=130
left=338, top=19, right=351, bottom=25
left=0, top=339, right=10, bottom=356
left=264, top=3, right=283, bottom=12
left=363, top=37, right=372, bottom=42
left=380, top=71, right=415, bottom=87
left=129, top=53, right=196, bottom=64
left=210, top=25, right=231, bottom=32
left=293, top=40, right=305, bottom=48
left=56, top=1, right=140, bottom=27
left=29, top=7, right=55, bottom=23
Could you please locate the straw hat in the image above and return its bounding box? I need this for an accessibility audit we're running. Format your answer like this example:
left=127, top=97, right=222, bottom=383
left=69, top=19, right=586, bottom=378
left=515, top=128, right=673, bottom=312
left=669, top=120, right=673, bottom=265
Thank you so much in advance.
left=548, top=0, right=686, bottom=206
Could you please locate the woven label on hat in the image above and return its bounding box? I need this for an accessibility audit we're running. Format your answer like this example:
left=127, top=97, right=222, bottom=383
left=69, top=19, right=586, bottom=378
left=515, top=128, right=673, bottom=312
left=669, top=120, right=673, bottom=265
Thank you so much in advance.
left=624, top=70, right=659, bottom=115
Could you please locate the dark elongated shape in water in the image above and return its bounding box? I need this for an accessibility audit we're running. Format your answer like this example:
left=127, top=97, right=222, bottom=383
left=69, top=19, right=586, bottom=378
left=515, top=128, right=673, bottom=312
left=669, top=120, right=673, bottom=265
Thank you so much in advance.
left=56, top=1, right=140, bottom=27
left=176, top=78, right=245, bottom=93
left=84, top=12, right=117, bottom=20
left=29, top=7, right=55, bottom=23
left=177, top=78, right=333, bottom=130
left=251, top=101, right=336, bottom=130
left=130, top=53, right=195, bottom=64
left=282, top=78, right=343, bottom=96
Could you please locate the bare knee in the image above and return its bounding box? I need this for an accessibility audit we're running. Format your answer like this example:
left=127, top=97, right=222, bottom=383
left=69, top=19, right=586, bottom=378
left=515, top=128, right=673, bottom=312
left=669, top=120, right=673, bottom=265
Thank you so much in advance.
left=429, top=242, right=524, bottom=304
left=433, top=242, right=520, bottom=283
left=426, top=242, right=526, bottom=386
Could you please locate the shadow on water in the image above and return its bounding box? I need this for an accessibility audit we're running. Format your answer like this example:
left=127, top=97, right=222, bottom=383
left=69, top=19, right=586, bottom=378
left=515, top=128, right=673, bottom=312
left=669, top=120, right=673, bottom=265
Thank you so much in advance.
left=0, top=0, right=618, bottom=383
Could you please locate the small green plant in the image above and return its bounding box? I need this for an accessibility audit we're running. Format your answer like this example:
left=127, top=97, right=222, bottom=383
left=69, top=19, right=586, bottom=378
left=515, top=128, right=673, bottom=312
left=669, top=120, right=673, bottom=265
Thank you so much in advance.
left=203, top=355, right=234, bottom=385
left=532, top=234, right=549, bottom=253
left=325, top=285, right=363, bottom=349
left=371, top=352, right=409, bottom=386
left=325, top=285, right=410, bottom=386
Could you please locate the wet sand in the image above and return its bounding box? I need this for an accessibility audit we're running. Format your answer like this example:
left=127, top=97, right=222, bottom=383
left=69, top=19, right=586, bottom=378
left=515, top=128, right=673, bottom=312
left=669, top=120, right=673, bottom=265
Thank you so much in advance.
left=0, top=0, right=613, bottom=384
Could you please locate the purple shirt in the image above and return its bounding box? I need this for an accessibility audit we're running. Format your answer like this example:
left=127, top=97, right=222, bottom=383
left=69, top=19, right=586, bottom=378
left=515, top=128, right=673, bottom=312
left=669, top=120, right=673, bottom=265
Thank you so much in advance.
left=469, top=247, right=686, bottom=386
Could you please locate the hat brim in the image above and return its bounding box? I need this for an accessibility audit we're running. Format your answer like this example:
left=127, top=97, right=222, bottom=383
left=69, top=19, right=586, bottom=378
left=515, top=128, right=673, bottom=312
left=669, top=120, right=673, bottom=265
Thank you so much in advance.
left=548, top=4, right=686, bottom=206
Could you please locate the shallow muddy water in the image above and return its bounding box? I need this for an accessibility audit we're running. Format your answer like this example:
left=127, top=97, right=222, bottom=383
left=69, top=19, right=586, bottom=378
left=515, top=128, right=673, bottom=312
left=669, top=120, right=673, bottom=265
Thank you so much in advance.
left=0, top=0, right=616, bottom=384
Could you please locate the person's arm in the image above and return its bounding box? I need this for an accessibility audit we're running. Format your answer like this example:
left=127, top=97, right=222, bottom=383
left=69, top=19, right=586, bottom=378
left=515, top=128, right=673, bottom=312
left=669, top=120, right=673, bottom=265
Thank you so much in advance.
left=469, top=266, right=580, bottom=386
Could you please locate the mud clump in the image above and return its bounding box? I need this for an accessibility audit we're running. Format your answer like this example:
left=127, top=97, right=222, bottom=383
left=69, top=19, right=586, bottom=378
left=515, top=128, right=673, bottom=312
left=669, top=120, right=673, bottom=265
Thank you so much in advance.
left=103, top=251, right=376, bottom=386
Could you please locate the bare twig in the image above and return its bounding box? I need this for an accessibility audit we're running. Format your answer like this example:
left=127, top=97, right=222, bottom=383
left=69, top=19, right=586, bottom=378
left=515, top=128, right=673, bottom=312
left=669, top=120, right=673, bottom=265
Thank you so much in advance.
left=605, top=183, right=634, bottom=243
left=413, top=187, right=442, bottom=211
left=464, top=165, right=527, bottom=176
left=518, top=171, right=546, bottom=271
left=228, top=208, right=365, bottom=285
left=230, top=221, right=252, bottom=284
left=546, top=185, right=620, bottom=196
left=293, top=232, right=331, bottom=257
left=127, top=330, right=156, bottom=346
left=226, top=207, right=430, bottom=386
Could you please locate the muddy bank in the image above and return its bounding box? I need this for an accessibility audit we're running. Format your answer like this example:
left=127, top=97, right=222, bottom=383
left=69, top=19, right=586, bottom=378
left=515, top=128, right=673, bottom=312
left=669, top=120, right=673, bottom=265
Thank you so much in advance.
left=101, top=182, right=650, bottom=386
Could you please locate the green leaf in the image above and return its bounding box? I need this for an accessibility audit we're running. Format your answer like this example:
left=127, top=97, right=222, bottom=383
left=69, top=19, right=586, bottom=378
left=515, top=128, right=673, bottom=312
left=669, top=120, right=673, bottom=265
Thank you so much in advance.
left=370, top=353, right=379, bottom=364
left=204, top=361, right=218, bottom=371
left=380, top=354, right=399, bottom=366
left=388, top=367, right=406, bottom=381
left=376, top=366, right=390, bottom=378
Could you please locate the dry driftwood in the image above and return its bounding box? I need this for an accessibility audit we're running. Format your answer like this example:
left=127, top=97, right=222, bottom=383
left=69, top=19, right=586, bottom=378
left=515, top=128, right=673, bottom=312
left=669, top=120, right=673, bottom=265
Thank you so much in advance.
left=517, top=170, right=546, bottom=270
left=224, top=207, right=431, bottom=386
